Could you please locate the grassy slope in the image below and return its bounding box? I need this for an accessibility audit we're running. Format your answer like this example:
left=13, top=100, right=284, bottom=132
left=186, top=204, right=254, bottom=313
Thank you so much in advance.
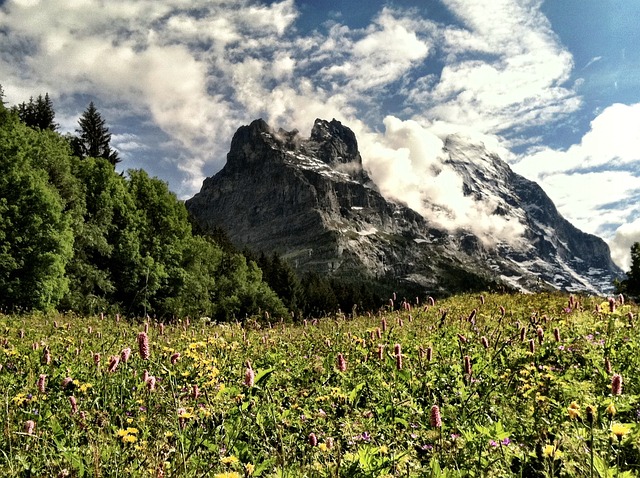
left=1, top=292, right=639, bottom=477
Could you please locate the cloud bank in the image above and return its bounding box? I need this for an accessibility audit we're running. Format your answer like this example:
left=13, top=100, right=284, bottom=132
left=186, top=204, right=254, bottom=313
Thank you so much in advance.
left=1, top=0, right=638, bottom=263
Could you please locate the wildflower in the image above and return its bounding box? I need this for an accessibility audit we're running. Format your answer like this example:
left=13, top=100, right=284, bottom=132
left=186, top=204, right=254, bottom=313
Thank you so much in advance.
left=586, top=405, right=596, bottom=425
left=605, top=357, right=612, bottom=374
left=394, top=344, right=402, bottom=370
left=377, top=344, right=384, bottom=361
left=69, top=396, right=78, bottom=414
left=609, top=297, right=616, bottom=313
left=122, top=434, right=137, bottom=444
left=611, top=423, right=630, bottom=441
left=308, top=432, right=318, bottom=446
left=221, top=455, right=239, bottom=465
left=463, top=355, right=472, bottom=376
left=146, top=376, right=156, bottom=391
left=93, top=353, right=100, bottom=365
left=325, top=437, right=334, bottom=449
left=244, top=366, right=255, bottom=387
left=543, top=444, right=563, bottom=459
left=337, top=353, right=347, bottom=373
left=213, top=473, right=240, bottom=478
left=24, top=420, right=35, bottom=435
left=244, top=463, right=255, bottom=476
left=528, top=338, right=535, bottom=354
left=138, top=332, right=150, bottom=360
left=567, top=401, right=580, bottom=420
left=121, top=347, right=131, bottom=363
left=481, top=336, right=489, bottom=349
left=468, top=309, right=477, bottom=322
left=612, top=374, right=622, bottom=396
left=107, top=355, right=120, bottom=373
left=170, top=352, right=180, bottom=365
left=606, top=402, right=617, bottom=416
left=37, top=374, right=46, bottom=393
left=553, top=327, right=561, bottom=342
left=430, top=405, right=442, bottom=428
left=41, top=348, right=51, bottom=365
left=520, top=327, right=527, bottom=342
left=192, top=384, right=200, bottom=399
left=536, top=327, right=544, bottom=344
left=457, top=334, right=467, bottom=344
left=61, top=377, right=73, bottom=389
left=499, top=305, right=506, bottom=316
left=381, top=318, right=387, bottom=332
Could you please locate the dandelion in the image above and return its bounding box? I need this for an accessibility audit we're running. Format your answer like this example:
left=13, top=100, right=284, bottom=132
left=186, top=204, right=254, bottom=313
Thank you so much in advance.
left=221, top=456, right=239, bottom=465
left=244, top=463, right=255, bottom=476
left=24, top=420, right=35, bottom=435
left=567, top=401, right=580, bottom=420
left=69, top=396, right=78, bottom=414
left=611, top=423, right=630, bottom=441
left=612, top=373, right=622, bottom=396
left=170, top=352, right=181, bottom=365
left=430, top=405, right=442, bottom=428
left=337, top=353, right=347, bottom=373
left=543, top=444, right=563, bottom=459
left=37, top=374, right=46, bottom=393
left=308, top=432, right=318, bottom=446
left=107, top=355, right=120, bottom=373
left=121, top=347, right=131, bottom=363
left=244, top=366, right=255, bottom=387
left=138, top=332, right=150, bottom=360
left=606, top=402, right=617, bottom=416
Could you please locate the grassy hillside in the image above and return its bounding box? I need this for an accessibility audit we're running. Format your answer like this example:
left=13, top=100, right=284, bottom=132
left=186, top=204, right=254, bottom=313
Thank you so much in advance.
left=1, top=292, right=639, bottom=477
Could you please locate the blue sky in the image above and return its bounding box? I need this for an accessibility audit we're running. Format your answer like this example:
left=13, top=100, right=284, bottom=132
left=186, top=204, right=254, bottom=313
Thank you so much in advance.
left=1, top=0, right=639, bottom=267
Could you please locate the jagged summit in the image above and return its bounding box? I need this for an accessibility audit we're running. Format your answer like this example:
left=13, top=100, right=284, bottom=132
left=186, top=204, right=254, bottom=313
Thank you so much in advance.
left=187, top=119, right=623, bottom=295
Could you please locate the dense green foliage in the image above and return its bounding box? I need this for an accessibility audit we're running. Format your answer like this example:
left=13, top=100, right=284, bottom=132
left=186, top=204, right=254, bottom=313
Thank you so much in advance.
left=616, top=243, right=640, bottom=301
left=71, top=102, right=120, bottom=166
left=1, top=293, right=640, bottom=476
left=0, top=93, right=286, bottom=320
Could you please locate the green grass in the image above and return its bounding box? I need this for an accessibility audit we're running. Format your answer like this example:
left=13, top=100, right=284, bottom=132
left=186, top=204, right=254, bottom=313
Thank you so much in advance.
left=1, top=292, right=639, bottom=477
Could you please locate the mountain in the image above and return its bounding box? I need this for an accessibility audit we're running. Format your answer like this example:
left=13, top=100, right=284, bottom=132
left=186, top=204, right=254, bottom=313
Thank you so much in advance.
left=186, top=118, right=623, bottom=295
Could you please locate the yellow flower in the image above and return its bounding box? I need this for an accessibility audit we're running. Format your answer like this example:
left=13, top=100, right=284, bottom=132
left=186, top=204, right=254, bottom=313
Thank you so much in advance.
left=221, top=455, right=239, bottom=465
left=611, top=423, right=631, bottom=440
left=244, top=463, right=255, bottom=476
left=542, top=445, right=563, bottom=459
left=213, top=472, right=240, bottom=478
left=79, top=383, right=93, bottom=393
left=126, top=427, right=139, bottom=434
left=126, top=418, right=133, bottom=424
left=12, top=393, right=27, bottom=406
left=117, top=429, right=129, bottom=437
left=164, top=432, right=174, bottom=438
left=318, top=443, right=328, bottom=452
left=122, top=434, right=137, bottom=444
left=606, top=402, right=617, bottom=416
left=378, top=445, right=388, bottom=454
left=567, top=401, right=581, bottom=420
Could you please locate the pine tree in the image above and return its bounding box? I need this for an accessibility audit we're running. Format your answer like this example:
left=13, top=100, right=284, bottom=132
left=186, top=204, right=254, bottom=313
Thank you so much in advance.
left=72, top=102, right=120, bottom=166
left=13, top=94, right=57, bottom=130
left=617, top=242, right=640, bottom=299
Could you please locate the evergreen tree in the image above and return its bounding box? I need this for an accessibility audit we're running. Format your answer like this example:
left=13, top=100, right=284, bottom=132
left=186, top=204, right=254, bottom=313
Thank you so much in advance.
left=616, top=242, right=640, bottom=300
left=13, top=94, right=57, bottom=131
left=72, top=102, right=120, bottom=166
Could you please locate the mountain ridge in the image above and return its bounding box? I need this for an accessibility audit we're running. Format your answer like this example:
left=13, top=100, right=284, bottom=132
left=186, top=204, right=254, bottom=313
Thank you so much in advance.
left=186, top=118, right=623, bottom=295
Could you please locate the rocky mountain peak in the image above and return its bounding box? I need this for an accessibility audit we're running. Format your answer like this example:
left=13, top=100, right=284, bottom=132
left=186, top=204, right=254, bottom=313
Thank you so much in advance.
left=187, top=118, right=623, bottom=296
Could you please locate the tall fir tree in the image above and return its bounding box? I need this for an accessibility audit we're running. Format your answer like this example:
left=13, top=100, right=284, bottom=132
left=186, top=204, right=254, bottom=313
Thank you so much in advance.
left=72, top=102, right=120, bottom=166
left=13, top=94, right=57, bottom=130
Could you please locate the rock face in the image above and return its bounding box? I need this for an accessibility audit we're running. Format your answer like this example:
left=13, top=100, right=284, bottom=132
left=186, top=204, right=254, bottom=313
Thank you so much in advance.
left=186, top=118, right=623, bottom=295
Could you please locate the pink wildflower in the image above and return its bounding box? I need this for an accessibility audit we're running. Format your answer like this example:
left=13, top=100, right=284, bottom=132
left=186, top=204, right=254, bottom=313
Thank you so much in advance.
left=337, top=353, right=347, bottom=372
left=244, top=367, right=255, bottom=387
left=107, top=355, right=120, bottom=373
left=121, top=347, right=132, bottom=363
left=37, top=374, right=46, bottom=393
left=308, top=433, right=318, bottom=446
left=24, top=420, right=35, bottom=435
left=69, top=396, right=78, bottom=414
left=430, top=405, right=442, bottom=428
left=137, top=332, right=150, bottom=360
left=612, top=374, right=622, bottom=396
left=170, top=352, right=181, bottom=365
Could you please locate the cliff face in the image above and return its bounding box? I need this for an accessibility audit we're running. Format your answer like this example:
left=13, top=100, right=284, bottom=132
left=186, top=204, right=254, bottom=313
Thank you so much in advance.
left=186, top=118, right=623, bottom=295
